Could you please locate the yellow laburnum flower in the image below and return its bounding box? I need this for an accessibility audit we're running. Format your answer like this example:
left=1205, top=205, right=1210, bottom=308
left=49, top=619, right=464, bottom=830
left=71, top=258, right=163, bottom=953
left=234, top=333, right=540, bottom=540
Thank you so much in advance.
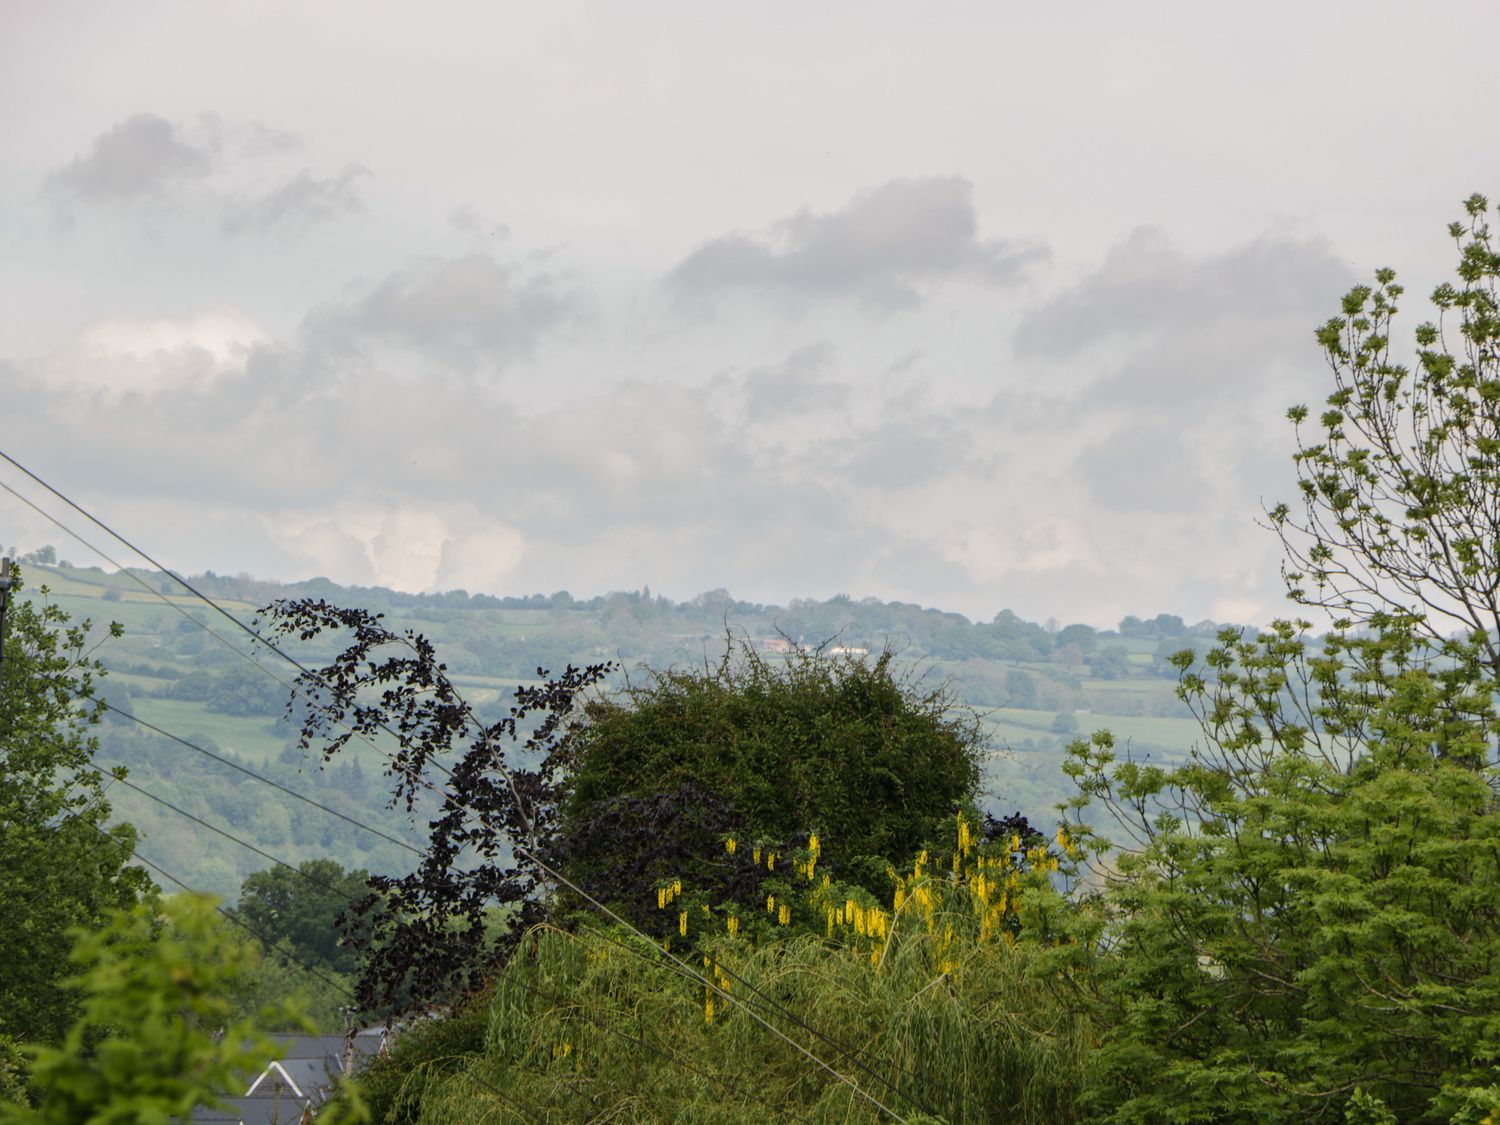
left=679, top=911, right=688, bottom=937
left=704, top=993, right=715, bottom=1024
left=673, top=878, right=683, bottom=897
left=766, top=894, right=776, bottom=915
left=727, top=915, right=740, bottom=937
left=752, top=846, right=762, bottom=865
left=809, top=833, right=820, bottom=855
left=766, top=851, right=776, bottom=871
left=778, top=903, right=791, bottom=925
left=725, top=837, right=737, bottom=855
left=657, top=886, right=667, bottom=910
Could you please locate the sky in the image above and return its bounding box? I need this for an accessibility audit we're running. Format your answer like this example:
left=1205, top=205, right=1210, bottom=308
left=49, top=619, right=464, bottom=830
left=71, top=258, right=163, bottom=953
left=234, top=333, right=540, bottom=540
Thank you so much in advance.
left=4, top=0, right=1499, bottom=628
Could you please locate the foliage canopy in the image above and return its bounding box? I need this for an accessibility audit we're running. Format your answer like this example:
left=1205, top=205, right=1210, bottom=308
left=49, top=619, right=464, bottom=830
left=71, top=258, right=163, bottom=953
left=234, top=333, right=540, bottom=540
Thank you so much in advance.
left=1059, top=197, right=1500, bottom=1125
left=0, top=582, right=148, bottom=1048
left=557, top=640, right=986, bottom=918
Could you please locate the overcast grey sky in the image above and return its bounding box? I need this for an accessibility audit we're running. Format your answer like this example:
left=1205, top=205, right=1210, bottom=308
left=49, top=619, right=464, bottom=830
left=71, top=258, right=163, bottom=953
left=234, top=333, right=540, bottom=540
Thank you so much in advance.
left=4, top=1, right=1499, bottom=627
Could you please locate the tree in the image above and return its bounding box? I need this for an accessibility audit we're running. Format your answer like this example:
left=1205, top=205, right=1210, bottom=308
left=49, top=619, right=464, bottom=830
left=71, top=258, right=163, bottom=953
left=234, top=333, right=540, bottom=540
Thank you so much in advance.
left=557, top=639, right=986, bottom=921
left=1, top=894, right=365, bottom=1124
left=234, top=858, right=371, bottom=976
left=0, top=579, right=149, bottom=1048
left=1056, top=198, right=1500, bottom=1124
left=1272, top=192, right=1500, bottom=675
left=260, top=598, right=610, bottom=1018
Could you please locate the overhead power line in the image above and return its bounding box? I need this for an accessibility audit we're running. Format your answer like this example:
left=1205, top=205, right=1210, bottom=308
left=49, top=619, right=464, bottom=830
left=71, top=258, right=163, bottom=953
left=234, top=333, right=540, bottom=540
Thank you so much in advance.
left=0, top=455, right=916, bottom=1122
left=81, top=823, right=549, bottom=1125
left=96, top=699, right=421, bottom=855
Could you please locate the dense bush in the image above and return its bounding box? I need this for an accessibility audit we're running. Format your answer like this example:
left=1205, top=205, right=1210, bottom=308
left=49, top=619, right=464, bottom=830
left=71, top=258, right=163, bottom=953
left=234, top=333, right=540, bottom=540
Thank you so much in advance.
left=557, top=641, right=986, bottom=914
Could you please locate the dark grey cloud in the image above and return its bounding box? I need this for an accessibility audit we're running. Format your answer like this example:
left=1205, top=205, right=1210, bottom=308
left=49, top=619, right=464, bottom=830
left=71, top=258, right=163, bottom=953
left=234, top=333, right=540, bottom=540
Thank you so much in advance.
left=1016, top=228, right=1352, bottom=361
left=44, top=114, right=212, bottom=219
left=221, top=164, right=370, bottom=235
left=303, top=253, right=588, bottom=370
left=667, top=177, right=1045, bottom=312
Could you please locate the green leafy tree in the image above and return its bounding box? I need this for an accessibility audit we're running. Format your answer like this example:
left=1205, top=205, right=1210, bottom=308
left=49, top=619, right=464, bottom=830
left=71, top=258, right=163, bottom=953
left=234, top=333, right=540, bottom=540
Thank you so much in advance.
left=0, top=580, right=149, bottom=1048
left=557, top=640, right=985, bottom=920
left=1272, top=192, right=1500, bottom=676
left=1057, top=197, right=1500, bottom=1124
left=0, top=893, right=370, bottom=1124
left=235, top=858, right=371, bottom=976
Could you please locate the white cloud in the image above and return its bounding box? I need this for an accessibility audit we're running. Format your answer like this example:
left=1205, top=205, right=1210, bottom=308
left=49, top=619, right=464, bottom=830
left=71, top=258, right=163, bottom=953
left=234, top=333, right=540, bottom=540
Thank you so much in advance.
left=31, top=309, right=273, bottom=400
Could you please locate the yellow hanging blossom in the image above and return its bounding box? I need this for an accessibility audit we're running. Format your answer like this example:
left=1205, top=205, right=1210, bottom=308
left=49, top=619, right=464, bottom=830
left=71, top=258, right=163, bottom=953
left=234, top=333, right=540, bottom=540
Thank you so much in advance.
left=766, top=893, right=776, bottom=915
left=752, top=846, right=762, bottom=865
left=727, top=915, right=740, bottom=937
left=679, top=911, right=688, bottom=937
left=778, top=903, right=791, bottom=925
left=725, top=837, right=737, bottom=855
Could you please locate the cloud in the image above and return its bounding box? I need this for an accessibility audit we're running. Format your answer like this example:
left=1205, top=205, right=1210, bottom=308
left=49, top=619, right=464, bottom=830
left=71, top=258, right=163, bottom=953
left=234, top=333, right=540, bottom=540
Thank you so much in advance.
left=44, top=114, right=212, bottom=221
left=734, top=343, right=848, bottom=425
left=667, top=177, right=1044, bottom=312
left=1075, top=425, right=1202, bottom=514
left=222, top=163, right=370, bottom=235
left=29, top=309, right=273, bottom=401
left=1016, top=227, right=1351, bottom=366
left=43, top=113, right=367, bottom=237
left=303, top=253, right=588, bottom=371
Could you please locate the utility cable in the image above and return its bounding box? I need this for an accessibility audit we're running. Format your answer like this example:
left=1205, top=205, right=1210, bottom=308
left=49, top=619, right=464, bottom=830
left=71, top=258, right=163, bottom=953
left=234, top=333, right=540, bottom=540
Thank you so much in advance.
left=1, top=478, right=421, bottom=784
left=78, top=780, right=786, bottom=1122
left=94, top=699, right=421, bottom=855
left=82, top=823, right=549, bottom=1125
left=0, top=451, right=333, bottom=685
left=107, top=772, right=371, bottom=888
left=1, top=459, right=912, bottom=1121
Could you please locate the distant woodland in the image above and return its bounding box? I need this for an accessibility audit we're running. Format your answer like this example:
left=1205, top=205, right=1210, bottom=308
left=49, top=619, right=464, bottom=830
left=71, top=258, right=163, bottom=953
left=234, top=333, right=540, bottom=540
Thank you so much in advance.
left=11, top=549, right=1223, bottom=897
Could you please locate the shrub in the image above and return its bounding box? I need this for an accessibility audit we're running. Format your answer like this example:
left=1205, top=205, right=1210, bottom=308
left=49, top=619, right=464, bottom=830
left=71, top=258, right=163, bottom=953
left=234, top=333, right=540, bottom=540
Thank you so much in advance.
left=558, top=640, right=986, bottom=918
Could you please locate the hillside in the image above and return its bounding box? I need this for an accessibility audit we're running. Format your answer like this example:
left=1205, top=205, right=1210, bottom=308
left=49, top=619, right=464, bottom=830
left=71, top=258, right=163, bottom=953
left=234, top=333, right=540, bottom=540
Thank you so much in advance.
left=14, top=553, right=1221, bottom=895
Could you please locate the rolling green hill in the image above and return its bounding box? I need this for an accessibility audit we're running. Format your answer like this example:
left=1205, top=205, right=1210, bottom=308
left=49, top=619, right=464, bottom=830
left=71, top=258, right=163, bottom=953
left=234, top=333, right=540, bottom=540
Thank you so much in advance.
left=15, top=556, right=1218, bottom=895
